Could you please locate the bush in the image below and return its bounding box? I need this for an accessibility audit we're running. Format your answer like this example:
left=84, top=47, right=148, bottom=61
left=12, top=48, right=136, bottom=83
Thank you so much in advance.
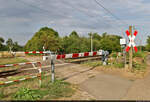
left=13, top=87, right=42, bottom=100
left=82, top=60, right=103, bottom=67
left=133, top=51, right=146, bottom=58
left=133, top=61, right=146, bottom=71
left=113, top=62, right=124, bottom=68
left=0, top=88, right=5, bottom=99
left=111, top=53, right=117, bottom=58
left=42, top=80, right=74, bottom=99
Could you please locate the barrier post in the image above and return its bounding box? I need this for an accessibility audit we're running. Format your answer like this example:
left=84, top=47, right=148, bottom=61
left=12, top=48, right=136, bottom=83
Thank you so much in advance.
left=49, top=51, right=55, bottom=83
left=38, top=62, right=42, bottom=87
left=51, top=59, right=55, bottom=83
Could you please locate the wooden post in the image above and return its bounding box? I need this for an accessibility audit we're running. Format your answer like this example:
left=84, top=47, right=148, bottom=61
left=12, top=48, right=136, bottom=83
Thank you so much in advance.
left=129, top=26, right=133, bottom=70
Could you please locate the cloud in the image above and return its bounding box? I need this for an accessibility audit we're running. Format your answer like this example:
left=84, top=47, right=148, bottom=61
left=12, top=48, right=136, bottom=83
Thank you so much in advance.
left=0, top=0, right=149, bottom=45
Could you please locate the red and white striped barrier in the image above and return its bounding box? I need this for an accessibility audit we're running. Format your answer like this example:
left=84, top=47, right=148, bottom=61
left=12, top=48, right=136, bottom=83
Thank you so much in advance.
left=0, top=62, right=42, bottom=86
left=0, top=61, right=41, bottom=68
left=0, top=75, right=38, bottom=85
left=56, top=51, right=99, bottom=59
left=25, top=51, right=44, bottom=54
left=45, top=51, right=103, bottom=60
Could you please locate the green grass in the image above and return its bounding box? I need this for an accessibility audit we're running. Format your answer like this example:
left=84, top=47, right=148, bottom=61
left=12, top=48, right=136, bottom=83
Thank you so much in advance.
left=133, top=51, right=147, bottom=59
left=113, top=62, right=124, bottom=68
left=0, top=74, right=74, bottom=100
left=0, top=57, right=29, bottom=65
left=133, top=61, right=146, bottom=71
left=82, top=60, right=103, bottom=67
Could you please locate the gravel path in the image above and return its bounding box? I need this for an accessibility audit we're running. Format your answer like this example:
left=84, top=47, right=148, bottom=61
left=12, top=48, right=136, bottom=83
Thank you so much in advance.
left=122, top=55, right=150, bottom=100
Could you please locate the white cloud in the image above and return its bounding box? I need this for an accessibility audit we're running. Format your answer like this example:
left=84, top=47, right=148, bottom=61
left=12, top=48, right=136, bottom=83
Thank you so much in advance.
left=0, top=0, right=149, bottom=45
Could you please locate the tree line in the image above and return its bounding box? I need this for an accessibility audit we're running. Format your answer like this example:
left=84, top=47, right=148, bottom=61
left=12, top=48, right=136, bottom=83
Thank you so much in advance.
left=1, top=27, right=150, bottom=53
left=25, top=27, right=122, bottom=53
left=0, top=37, right=23, bottom=51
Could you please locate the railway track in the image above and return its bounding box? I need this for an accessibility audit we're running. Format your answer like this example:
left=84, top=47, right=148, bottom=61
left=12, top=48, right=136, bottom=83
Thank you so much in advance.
left=0, top=56, right=101, bottom=78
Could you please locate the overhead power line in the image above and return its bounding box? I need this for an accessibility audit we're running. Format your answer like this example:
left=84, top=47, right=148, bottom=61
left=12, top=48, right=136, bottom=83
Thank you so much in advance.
left=94, top=0, right=129, bottom=27
left=16, top=0, right=126, bottom=37
left=61, top=0, right=125, bottom=37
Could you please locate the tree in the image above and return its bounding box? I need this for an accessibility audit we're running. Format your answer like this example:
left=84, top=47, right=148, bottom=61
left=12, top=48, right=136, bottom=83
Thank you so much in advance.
left=0, top=37, right=5, bottom=50
left=99, top=33, right=121, bottom=53
left=25, top=27, right=60, bottom=52
left=69, top=31, right=79, bottom=38
left=146, top=36, right=150, bottom=51
left=12, top=42, right=24, bottom=51
left=6, top=38, right=13, bottom=52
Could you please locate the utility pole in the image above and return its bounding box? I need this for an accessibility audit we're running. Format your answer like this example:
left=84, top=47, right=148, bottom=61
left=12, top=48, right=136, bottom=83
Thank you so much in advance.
left=129, top=26, right=133, bottom=70
left=91, top=33, right=93, bottom=52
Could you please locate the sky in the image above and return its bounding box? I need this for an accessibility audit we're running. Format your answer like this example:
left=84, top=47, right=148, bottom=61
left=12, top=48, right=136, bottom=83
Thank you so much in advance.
left=0, top=0, right=150, bottom=45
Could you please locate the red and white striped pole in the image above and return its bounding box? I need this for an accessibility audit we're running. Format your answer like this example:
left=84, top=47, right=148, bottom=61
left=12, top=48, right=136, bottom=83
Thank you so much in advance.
left=0, top=61, right=43, bottom=86
left=0, top=61, right=41, bottom=68
left=37, top=62, right=42, bottom=86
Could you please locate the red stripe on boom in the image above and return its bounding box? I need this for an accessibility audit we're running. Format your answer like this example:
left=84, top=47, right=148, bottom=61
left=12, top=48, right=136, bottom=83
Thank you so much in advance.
left=13, top=64, right=19, bottom=66
left=25, top=62, right=32, bottom=64
left=0, top=65, right=6, bottom=68
left=93, top=52, right=97, bottom=56
left=14, top=80, right=19, bottom=82
left=25, top=52, right=29, bottom=54
left=32, top=51, right=36, bottom=54
left=56, top=55, right=61, bottom=59
left=72, top=53, right=79, bottom=58
left=84, top=52, right=89, bottom=57
left=39, top=51, right=43, bottom=54
left=62, top=54, right=66, bottom=59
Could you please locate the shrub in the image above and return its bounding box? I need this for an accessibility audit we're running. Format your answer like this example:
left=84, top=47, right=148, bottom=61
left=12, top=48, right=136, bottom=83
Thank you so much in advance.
left=133, top=51, right=146, bottom=58
left=133, top=61, right=146, bottom=71
left=13, top=87, right=42, bottom=100
left=114, top=62, right=124, bottom=68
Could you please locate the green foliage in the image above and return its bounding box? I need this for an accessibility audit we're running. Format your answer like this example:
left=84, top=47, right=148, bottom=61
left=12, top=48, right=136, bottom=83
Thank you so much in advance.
left=25, top=27, right=60, bottom=52
left=42, top=80, right=74, bottom=99
left=6, top=38, right=13, bottom=52
left=13, top=87, right=42, bottom=100
left=99, top=34, right=121, bottom=52
left=0, top=74, right=74, bottom=100
left=12, top=79, right=74, bottom=100
left=0, top=57, right=28, bottom=65
left=12, top=42, right=24, bottom=51
left=82, top=60, right=103, bottom=67
left=1, top=27, right=124, bottom=53
left=111, top=53, right=117, bottom=58
left=0, top=37, right=23, bottom=51
left=133, top=51, right=146, bottom=59
left=133, top=61, right=146, bottom=71
left=146, top=36, right=150, bottom=51
left=113, top=62, right=124, bottom=68
left=0, top=37, right=5, bottom=51
left=0, top=88, right=5, bottom=99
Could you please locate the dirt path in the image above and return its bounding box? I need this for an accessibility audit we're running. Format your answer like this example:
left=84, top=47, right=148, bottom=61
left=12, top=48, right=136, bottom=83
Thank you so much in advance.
left=54, top=63, right=133, bottom=100
left=122, top=55, right=150, bottom=100
left=4, top=55, right=150, bottom=100
left=56, top=55, right=150, bottom=100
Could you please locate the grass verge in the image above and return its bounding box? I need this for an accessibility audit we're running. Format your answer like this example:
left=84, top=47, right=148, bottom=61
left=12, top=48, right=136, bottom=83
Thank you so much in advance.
left=0, top=74, right=74, bottom=100
left=0, top=57, right=29, bottom=65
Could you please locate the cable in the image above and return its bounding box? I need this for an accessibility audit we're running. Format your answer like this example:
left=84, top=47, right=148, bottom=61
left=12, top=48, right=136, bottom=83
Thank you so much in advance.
left=16, top=0, right=125, bottom=37
left=61, top=0, right=125, bottom=38
left=94, top=0, right=129, bottom=27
